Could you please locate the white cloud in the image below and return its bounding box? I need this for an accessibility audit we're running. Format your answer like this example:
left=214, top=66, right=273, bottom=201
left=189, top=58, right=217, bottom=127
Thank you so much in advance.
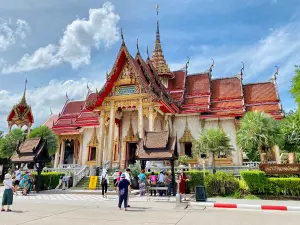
left=2, top=2, right=120, bottom=74
left=0, top=18, right=30, bottom=51
left=0, top=78, right=104, bottom=132
left=170, top=19, right=300, bottom=86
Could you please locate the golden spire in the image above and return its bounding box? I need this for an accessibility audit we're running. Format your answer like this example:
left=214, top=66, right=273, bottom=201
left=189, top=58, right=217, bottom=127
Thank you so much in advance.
left=136, top=38, right=140, bottom=54
left=19, top=79, right=28, bottom=106
left=152, top=4, right=173, bottom=78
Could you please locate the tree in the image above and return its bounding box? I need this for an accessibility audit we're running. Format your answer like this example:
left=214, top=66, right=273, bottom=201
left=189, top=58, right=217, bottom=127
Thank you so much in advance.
left=237, top=111, right=281, bottom=163
left=194, top=128, right=233, bottom=173
left=0, top=129, right=25, bottom=159
left=280, top=110, right=300, bottom=153
left=291, top=65, right=300, bottom=107
left=29, top=126, right=57, bottom=155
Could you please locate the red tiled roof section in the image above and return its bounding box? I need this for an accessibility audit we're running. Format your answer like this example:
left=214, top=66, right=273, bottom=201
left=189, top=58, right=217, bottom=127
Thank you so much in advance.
left=168, top=71, right=185, bottom=90
left=211, top=78, right=242, bottom=100
left=244, top=82, right=278, bottom=103
left=43, top=114, right=59, bottom=129
left=246, top=104, right=280, bottom=112
left=184, top=96, right=209, bottom=105
left=62, top=101, right=85, bottom=115
left=186, top=74, right=210, bottom=95
left=211, top=101, right=243, bottom=109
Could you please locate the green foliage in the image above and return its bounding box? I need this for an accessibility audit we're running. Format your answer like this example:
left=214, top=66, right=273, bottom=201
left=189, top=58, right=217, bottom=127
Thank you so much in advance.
left=29, top=126, right=57, bottom=155
left=185, top=170, right=208, bottom=189
left=178, top=155, right=192, bottom=165
left=194, top=128, right=233, bottom=172
left=291, top=65, right=300, bottom=107
left=241, top=171, right=300, bottom=196
left=204, top=171, right=239, bottom=196
left=0, top=129, right=25, bottom=159
left=32, top=172, right=64, bottom=190
left=237, top=111, right=281, bottom=161
left=280, top=111, right=300, bottom=153
left=128, top=161, right=141, bottom=177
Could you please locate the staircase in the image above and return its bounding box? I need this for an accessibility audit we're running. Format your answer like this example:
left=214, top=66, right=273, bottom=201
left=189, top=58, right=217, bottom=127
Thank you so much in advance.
left=72, top=176, right=115, bottom=191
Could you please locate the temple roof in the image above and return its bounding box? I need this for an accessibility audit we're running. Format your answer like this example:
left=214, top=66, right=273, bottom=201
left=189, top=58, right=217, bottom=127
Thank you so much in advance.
left=7, top=79, right=34, bottom=127
left=151, top=5, right=174, bottom=79
left=11, top=138, right=49, bottom=163
left=136, top=131, right=178, bottom=160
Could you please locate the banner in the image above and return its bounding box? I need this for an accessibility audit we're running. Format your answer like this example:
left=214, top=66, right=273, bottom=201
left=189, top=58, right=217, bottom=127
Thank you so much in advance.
left=88, top=176, right=98, bottom=190
left=259, top=163, right=300, bottom=175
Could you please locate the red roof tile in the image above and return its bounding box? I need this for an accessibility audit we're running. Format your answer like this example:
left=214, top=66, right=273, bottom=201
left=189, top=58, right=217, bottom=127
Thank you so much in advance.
left=184, top=96, right=209, bottom=105
left=186, top=73, right=210, bottom=95
left=211, top=77, right=242, bottom=100
left=211, top=100, right=243, bottom=109
left=246, top=103, right=280, bottom=112
left=168, top=71, right=185, bottom=90
left=43, top=114, right=59, bottom=129
left=244, top=82, right=278, bottom=103
left=62, top=101, right=85, bottom=115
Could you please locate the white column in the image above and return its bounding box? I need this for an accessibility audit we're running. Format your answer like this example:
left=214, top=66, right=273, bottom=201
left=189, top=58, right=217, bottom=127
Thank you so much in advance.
left=79, top=135, right=83, bottom=165
left=54, top=146, right=60, bottom=168
left=97, top=111, right=105, bottom=167
left=59, top=140, right=65, bottom=165
left=108, top=102, right=116, bottom=168
left=149, top=106, right=154, bottom=131
left=275, top=145, right=281, bottom=164
left=138, top=99, right=144, bottom=138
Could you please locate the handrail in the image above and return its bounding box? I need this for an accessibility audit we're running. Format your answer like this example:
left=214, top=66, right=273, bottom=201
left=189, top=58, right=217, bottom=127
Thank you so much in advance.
left=73, top=166, right=87, bottom=187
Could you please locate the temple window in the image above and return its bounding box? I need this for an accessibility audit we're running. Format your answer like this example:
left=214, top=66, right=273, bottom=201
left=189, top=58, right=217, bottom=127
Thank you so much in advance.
left=184, top=142, right=193, bottom=158
left=88, top=147, right=97, bottom=161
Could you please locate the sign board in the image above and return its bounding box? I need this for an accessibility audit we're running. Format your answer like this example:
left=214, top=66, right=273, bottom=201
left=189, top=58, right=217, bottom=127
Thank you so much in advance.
left=117, top=85, right=136, bottom=96
left=259, top=164, right=300, bottom=175
left=0, top=165, right=3, bottom=176
left=88, top=176, right=98, bottom=190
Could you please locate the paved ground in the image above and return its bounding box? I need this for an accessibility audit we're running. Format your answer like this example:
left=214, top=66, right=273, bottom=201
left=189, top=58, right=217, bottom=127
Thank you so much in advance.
left=0, top=187, right=300, bottom=225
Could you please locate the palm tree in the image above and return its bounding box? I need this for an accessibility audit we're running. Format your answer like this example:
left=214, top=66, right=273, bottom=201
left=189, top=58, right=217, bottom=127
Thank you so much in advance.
left=29, top=126, right=58, bottom=155
left=237, top=111, right=280, bottom=163
left=0, top=128, right=25, bottom=159
left=194, top=128, right=233, bottom=173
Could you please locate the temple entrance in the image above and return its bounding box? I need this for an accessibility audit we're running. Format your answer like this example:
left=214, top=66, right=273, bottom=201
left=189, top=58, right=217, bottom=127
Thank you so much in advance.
left=64, top=140, right=74, bottom=164
left=184, top=142, right=193, bottom=158
left=126, top=142, right=137, bottom=167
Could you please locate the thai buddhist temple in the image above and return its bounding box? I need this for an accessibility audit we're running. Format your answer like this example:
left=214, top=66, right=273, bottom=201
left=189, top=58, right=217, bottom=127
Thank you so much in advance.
left=47, top=5, right=283, bottom=169
left=7, top=80, right=34, bottom=134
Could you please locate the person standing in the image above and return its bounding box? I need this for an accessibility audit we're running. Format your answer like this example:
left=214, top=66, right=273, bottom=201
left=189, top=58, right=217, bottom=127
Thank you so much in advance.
left=179, top=171, right=188, bottom=201
left=101, top=169, right=109, bottom=198
left=138, top=169, right=146, bottom=196
left=112, top=170, right=119, bottom=191
left=117, top=173, right=130, bottom=211
left=124, top=168, right=131, bottom=207
left=2, top=173, right=14, bottom=212
left=14, top=168, right=22, bottom=196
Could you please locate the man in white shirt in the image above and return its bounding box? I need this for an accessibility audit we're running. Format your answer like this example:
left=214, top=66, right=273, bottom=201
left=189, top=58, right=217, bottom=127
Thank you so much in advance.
left=125, top=168, right=131, bottom=207
left=14, top=169, right=22, bottom=195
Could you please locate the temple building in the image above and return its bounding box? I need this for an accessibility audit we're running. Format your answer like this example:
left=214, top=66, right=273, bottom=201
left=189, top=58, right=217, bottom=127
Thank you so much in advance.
left=47, top=6, right=283, bottom=169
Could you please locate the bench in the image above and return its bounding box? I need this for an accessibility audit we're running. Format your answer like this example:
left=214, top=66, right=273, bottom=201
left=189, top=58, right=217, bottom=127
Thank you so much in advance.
left=146, top=186, right=170, bottom=202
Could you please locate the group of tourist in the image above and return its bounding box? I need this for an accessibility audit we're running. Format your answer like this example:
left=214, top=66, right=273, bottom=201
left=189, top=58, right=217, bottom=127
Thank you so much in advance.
left=2, top=168, right=35, bottom=212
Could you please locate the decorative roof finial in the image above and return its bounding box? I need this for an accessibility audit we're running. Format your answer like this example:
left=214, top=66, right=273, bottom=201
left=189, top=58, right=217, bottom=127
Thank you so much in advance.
left=240, top=61, right=244, bottom=79
left=146, top=46, right=150, bottom=59
left=20, top=78, right=28, bottom=105
left=96, top=88, right=99, bottom=95
left=120, top=28, right=124, bottom=44
left=106, top=72, right=109, bottom=80
left=136, top=38, right=140, bottom=54
left=185, top=56, right=190, bottom=70
left=156, top=4, right=160, bottom=42
left=274, top=66, right=279, bottom=80
left=66, top=91, right=69, bottom=102
left=50, top=108, right=53, bottom=115
left=209, top=59, right=214, bottom=73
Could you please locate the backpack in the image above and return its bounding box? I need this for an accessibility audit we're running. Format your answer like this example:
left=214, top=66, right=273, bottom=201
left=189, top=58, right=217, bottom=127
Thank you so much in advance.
left=101, top=175, right=107, bottom=184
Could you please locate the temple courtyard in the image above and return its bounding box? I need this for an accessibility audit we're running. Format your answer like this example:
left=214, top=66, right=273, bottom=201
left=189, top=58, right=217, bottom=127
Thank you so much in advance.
left=0, top=187, right=299, bottom=225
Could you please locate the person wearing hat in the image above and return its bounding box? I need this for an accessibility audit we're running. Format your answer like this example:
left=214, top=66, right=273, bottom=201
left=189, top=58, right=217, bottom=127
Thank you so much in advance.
left=2, top=173, right=14, bottom=212
left=117, top=173, right=130, bottom=211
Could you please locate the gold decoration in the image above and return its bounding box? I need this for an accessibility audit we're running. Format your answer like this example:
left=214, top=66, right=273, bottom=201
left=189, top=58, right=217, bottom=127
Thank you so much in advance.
left=88, top=127, right=99, bottom=147
left=115, top=62, right=136, bottom=86
left=179, top=118, right=195, bottom=143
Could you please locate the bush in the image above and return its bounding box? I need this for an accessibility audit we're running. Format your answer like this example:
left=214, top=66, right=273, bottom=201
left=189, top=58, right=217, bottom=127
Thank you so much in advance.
left=185, top=170, right=208, bottom=189
left=32, top=172, right=64, bottom=190
left=205, top=171, right=239, bottom=196
left=241, top=171, right=300, bottom=196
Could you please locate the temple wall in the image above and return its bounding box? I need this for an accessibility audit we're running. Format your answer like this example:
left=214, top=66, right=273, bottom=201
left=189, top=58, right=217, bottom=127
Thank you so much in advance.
left=173, top=115, right=201, bottom=156
left=81, top=127, right=97, bottom=165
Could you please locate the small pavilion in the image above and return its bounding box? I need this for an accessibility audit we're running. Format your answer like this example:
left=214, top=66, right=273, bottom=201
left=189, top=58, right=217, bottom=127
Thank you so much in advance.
left=136, top=130, right=178, bottom=196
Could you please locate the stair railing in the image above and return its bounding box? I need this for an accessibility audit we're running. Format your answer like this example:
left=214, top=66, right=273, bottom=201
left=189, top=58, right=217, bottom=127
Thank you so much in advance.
left=73, top=165, right=88, bottom=187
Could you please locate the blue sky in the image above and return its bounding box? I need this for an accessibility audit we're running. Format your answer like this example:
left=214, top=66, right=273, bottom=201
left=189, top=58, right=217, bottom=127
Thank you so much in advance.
left=0, top=0, right=299, bottom=131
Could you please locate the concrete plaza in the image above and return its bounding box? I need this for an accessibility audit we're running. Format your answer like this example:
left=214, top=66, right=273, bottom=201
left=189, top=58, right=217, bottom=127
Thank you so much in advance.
left=0, top=192, right=300, bottom=225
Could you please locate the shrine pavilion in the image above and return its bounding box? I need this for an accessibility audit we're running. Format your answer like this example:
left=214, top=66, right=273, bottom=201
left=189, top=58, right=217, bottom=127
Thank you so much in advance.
left=46, top=6, right=283, bottom=169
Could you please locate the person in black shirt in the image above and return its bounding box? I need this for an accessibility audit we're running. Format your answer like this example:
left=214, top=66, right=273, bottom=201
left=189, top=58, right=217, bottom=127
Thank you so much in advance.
left=117, top=173, right=130, bottom=211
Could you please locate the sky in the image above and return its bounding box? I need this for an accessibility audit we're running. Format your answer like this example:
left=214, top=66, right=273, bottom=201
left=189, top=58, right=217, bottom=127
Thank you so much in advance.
left=0, top=0, right=299, bottom=132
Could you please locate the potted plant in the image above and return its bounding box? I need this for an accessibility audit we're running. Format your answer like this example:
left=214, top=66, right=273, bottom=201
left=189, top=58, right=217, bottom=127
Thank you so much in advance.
left=128, top=161, right=141, bottom=189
